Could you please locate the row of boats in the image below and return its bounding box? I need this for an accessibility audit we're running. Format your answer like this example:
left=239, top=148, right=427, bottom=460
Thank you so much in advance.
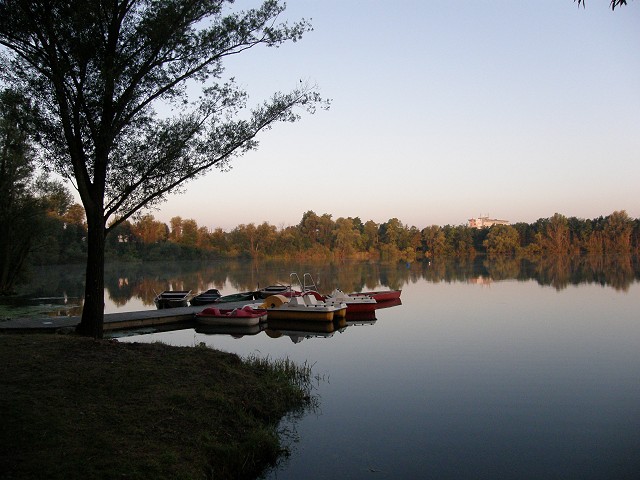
left=153, top=273, right=402, bottom=327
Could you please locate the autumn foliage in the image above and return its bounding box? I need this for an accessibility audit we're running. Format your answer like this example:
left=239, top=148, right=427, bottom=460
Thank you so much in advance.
left=92, top=210, right=640, bottom=262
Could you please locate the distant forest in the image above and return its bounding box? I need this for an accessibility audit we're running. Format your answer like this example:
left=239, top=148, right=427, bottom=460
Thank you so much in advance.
left=28, top=208, right=640, bottom=264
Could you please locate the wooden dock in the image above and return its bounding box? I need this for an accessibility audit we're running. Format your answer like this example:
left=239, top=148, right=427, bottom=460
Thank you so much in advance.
left=0, top=300, right=256, bottom=334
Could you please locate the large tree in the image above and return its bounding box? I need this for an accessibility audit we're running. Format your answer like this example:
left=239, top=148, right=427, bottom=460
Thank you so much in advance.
left=0, top=0, right=326, bottom=337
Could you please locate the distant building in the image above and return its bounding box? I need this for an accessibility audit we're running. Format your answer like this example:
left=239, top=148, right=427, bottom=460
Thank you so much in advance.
left=468, top=216, right=509, bottom=229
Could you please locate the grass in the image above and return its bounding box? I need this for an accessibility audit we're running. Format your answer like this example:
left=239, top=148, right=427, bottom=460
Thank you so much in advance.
left=0, top=301, right=78, bottom=320
left=0, top=334, right=316, bottom=480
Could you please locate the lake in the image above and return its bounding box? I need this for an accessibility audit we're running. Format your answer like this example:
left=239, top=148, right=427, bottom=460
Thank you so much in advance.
left=9, top=257, right=640, bottom=478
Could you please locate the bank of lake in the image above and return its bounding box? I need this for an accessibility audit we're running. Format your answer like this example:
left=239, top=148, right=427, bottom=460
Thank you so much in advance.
left=0, top=333, right=316, bottom=480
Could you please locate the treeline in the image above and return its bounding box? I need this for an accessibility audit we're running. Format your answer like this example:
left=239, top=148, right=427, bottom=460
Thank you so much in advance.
left=55, top=209, right=640, bottom=263
left=6, top=204, right=638, bottom=295
left=0, top=88, right=87, bottom=293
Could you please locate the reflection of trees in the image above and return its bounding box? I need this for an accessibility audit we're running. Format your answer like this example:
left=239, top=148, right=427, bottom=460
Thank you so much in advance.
left=104, top=261, right=232, bottom=307
left=596, top=255, right=634, bottom=292
left=523, top=255, right=637, bottom=292
left=532, top=255, right=572, bottom=290
left=102, top=259, right=382, bottom=306
left=422, top=255, right=638, bottom=292
left=26, top=255, right=640, bottom=311
left=23, top=264, right=86, bottom=299
left=421, top=257, right=482, bottom=283
left=483, top=257, right=522, bottom=281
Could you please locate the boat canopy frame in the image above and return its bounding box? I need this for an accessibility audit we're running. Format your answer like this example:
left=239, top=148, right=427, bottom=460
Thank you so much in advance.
left=289, top=272, right=319, bottom=293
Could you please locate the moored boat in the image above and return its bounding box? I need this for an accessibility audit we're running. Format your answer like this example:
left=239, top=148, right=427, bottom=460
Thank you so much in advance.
left=350, top=289, right=402, bottom=303
left=189, top=288, right=222, bottom=306
left=321, top=289, right=377, bottom=314
left=214, top=291, right=256, bottom=303
left=154, top=290, right=192, bottom=309
left=195, top=305, right=268, bottom=327
left=260, top=294, right=347, bottom=321
left=255, top=284, right=293, bottom=299
left=275, top=273, right=381, bottom=316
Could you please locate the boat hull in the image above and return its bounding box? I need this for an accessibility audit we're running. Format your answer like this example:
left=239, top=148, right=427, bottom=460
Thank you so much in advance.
left=190, top=289, right=222, bottom=306
left=266, top=309, right=336, bottom=322
left=154, top=290, right=191, bottom=309
left=214, top=292, right=256, bottom=303
left=353, top=290, right=402, bottom=302
left=195, top=307, right=267, bottom=326
left=256, top=285, right=291, bottom=299
left=344, top=302, right=378, bottom=314
left=320, top=289, right=377, bottom=315
left=155, top=299, right=189, bottom=309
left=260, top=294, right=345, bottom=322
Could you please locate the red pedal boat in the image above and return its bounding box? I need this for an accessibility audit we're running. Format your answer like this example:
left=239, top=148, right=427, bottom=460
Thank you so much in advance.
left=350, top=290, right=402, bottom=303
left=195, top=305, right=268, bottom=327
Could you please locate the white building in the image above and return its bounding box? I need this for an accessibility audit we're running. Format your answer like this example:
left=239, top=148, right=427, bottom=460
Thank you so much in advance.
left=468, top=216, right=510, bottom=229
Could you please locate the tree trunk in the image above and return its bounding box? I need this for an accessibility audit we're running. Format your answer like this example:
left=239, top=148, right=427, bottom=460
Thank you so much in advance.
left=76, top=208, right=106, bottom=338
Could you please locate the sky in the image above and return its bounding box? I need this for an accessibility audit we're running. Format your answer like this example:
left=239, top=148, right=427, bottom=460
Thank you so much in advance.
left=154, top=0, right=640, bottom=231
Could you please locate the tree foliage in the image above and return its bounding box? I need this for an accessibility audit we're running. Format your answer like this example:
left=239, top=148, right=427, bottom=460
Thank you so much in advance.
left=0, top=89, right=39, bottom=293
left=50, top=210, right=631, bottom=262
left=0, top=0, right=327, bottom=336
left=0, top=88, right=83, bottom=292
left=484, top=225, right=520, bottom=257
left=576, top=0, right=630, bottom=10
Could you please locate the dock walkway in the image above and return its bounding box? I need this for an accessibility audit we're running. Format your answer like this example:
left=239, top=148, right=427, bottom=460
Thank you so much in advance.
left=0, top=300, right=256, bottom=333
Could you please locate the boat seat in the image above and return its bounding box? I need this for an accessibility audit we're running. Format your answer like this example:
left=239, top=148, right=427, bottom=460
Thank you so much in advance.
left=303, top=294, right=318, bottom=306
left=289, top=296, right=305, bottom=306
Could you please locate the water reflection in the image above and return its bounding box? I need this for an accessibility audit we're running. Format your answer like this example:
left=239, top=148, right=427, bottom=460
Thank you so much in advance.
left=192, top=319, right=344, bottom=343
left=120, top=262, right=640, bottom=480
left=6, top=255, right=639, bottom=316
left=195, top=323, right=264, bottom=338
left=189, top=299, right=398, bottom=344
left=105, top=256, right=638, bottom=307
left=267, top=318, right=346, bottom=343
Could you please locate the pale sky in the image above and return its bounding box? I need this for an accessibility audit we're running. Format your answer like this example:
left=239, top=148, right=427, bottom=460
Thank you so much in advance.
left=154, top=0, right=640, bottom=231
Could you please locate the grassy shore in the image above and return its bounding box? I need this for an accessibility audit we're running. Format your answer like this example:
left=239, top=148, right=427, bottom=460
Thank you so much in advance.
left=0, top=333, right=315, bottom=479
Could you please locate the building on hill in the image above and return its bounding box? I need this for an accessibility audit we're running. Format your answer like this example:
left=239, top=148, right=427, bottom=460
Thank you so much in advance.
left=468, top=216, right=509, bottom=229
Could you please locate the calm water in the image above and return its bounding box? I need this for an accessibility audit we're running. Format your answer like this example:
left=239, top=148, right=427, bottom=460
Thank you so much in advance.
left=10, top=258, right=640, bottom=478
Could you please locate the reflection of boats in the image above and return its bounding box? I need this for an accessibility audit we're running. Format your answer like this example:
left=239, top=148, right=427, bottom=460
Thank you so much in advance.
left=345, top=311, right=377, bottom=323
left=343, top=298, right=401, bottom=323
left=374, top=297, right=402, bottom=309
left=195, top=323, right=264, bottom=337
left=266, top=318, right=347, bottom=343
left=346, top=319, right=377, bottom=328
left=195, top=305, right=268, bottom=327
left=260, top=294, right=347, bottom=321
left=154, top=290, right=192, bottom=309
left=340, top=298, right=403, bottom=325
left=214, top=291, right=256, bottom=303
left=189, top=289, right=222, bottom=306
